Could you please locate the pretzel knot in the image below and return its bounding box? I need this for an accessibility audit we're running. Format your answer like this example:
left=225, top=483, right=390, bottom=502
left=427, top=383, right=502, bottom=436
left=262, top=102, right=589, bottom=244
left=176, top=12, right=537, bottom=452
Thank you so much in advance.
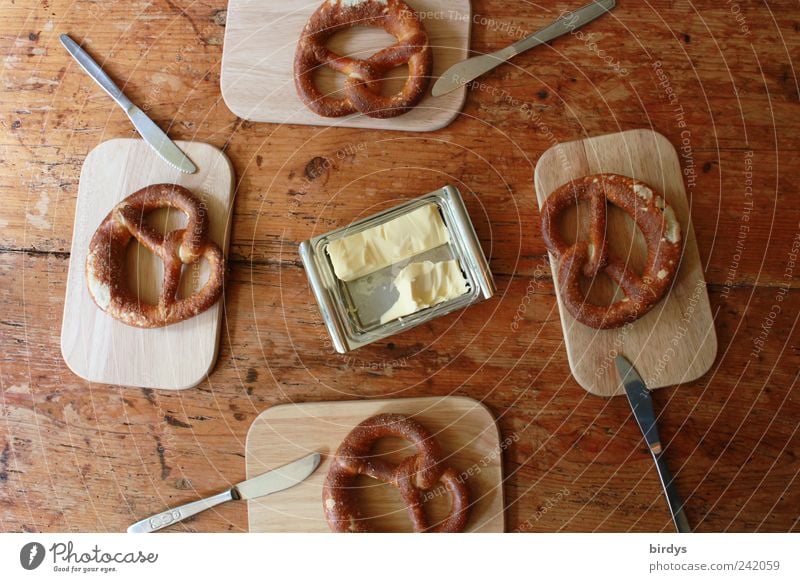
left=294, top=0, right=433, bottom=119
left=85, top=184, right=225, bottom=328
left=323, top=413, right=470, bottom=532
left=541, top=174, right=682, bottom=329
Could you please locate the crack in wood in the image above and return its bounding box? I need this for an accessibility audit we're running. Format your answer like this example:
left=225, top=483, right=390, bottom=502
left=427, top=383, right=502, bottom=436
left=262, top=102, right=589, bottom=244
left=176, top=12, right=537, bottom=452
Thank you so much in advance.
left=0, top=442, right=10, bottom=482
left=164, top=415, right=192, bottom=429
left=154, top=437, right=172, bottom=480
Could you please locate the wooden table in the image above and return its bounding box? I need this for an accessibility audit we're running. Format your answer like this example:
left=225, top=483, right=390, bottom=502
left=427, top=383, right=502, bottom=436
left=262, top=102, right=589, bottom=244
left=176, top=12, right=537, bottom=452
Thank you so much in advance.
left=1, top=1, right=798, bottom=533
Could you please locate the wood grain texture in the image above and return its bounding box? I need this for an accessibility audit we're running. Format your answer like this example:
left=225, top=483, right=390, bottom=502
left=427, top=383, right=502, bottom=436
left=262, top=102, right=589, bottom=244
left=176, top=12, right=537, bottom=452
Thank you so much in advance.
left=1, top=0, right=799, bottom=533
left=534, top=129, right=717, bottom=396
left=221, top=0, right=471, bottom=131
left=246, top=396, right=504, bottom=532
left=61, top=139, right=234, bottom=389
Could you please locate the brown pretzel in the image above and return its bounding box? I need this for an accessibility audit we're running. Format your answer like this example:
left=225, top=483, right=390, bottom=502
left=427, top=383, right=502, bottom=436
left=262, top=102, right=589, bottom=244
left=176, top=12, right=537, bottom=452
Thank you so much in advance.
left=294, top=0, right=432, bottom=119
left=85, top=184, right=225, bottom=328
left=323, top=413, right=470, bottom=532
left=541, top=174, right=682, bottom=329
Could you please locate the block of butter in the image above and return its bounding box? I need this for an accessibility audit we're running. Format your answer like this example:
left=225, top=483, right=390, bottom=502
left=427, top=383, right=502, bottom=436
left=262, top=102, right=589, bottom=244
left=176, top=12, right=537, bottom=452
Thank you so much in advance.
left=380, top=260, right=469, bottom=324
left=327, top=204, right=450, bottom=282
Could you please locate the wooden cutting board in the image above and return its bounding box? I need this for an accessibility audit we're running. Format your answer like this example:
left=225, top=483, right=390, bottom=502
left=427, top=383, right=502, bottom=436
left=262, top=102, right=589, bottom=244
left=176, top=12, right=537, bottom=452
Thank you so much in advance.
left=221, top=0, right=471, bottom=131
left=246, top=396, right=505, bottom=532
left=60, top=139, right=234, bottom=390
left=533, top=129, right=717, bottom=397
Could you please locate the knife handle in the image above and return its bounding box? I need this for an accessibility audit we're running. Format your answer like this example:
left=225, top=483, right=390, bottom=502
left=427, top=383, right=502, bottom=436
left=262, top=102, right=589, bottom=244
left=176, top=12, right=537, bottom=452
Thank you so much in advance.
left=503, top=22, right=562, bottom=58
left=60, top=34, right=134, bottom=112
left=127, top=489, right=235, bottom=533
left=653, top=454, right=692, bottom=533
left=505, top=0, right=614, bottom=58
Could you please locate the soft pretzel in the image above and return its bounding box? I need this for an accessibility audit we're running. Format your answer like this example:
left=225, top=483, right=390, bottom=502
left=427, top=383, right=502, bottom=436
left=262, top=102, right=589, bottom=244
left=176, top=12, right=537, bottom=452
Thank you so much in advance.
left=323, top=413, right=470, bottom=532
left=85, top=184, right=225, bottom=328
left=541, top=173, right=682, bottom=329
left=294, top=0, right=432, bottom=119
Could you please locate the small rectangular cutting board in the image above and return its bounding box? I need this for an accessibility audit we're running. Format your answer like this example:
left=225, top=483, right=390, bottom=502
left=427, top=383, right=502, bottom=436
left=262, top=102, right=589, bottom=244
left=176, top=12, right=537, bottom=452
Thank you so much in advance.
left=61, top=139, right=234, bottom=390
left=221, top=0, right=471, bottom=131
left=246, top=396, right=505, bottom=532
left=534, top=129, right=717, bottom=397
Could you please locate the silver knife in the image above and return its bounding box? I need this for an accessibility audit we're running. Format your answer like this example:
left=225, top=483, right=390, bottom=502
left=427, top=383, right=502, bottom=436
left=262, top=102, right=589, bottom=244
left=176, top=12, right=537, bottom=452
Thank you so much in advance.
left=127, top=452, right=321, bottom=533
left=616, top=356, right=691, bottom=533
left=432, top=0, right=616, bottom=97
left=60, top=34, right=197, bottom=174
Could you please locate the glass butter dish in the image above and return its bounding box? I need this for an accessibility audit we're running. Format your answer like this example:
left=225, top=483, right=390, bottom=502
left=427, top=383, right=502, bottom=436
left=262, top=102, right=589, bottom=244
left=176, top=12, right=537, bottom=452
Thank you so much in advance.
left=299, top=185, right=495, bottom=353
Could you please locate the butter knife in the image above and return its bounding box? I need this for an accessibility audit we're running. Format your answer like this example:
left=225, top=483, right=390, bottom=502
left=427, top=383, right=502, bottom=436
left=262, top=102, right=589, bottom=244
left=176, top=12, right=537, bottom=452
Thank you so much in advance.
left=432, top=0, right=616, bottom=97
left=60, top=34, right=197, bottom=174
left=616, top=356, right=691, bottom=533
left=127, top=452, right=321, bottom=533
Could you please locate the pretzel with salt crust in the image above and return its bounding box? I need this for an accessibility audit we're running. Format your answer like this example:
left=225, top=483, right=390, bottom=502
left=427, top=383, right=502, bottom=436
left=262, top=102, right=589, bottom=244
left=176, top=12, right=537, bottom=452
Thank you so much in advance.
left=86, top=184, right=225, bottom=328
left=323, top=413, right=470, bottom=532
left=294, top=0, right=432, bottom=119
left=541, top=173, right=682, bottom=329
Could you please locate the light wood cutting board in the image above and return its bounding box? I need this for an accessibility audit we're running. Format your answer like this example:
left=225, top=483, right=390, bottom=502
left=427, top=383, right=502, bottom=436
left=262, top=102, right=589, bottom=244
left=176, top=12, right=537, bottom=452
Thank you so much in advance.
left=221, top=0, right=471, bottom=131
left=533, top=129, right=717, bottom=397
left=61, top=139, right=234, bottom=390
left=246, top=396, right=505, bottom=532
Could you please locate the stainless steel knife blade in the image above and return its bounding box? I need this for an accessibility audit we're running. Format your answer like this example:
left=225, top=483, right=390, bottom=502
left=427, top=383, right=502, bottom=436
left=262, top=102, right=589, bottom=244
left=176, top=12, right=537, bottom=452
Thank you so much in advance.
left=127, top=107, right=198, bottom=174
left=60, top=34, right=196, bottom=174
left=235, top=451, right=321, bottom=500
left=616, top=354, right=662, bottom=454
left=431, top=0, right=616, bottom=97
left=615, top=356, right=691, bottom=533
left=127, top=452, right=321, bottom=533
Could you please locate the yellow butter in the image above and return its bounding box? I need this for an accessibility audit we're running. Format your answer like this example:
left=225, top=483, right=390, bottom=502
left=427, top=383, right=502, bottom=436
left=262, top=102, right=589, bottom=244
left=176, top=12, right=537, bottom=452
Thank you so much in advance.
left=380, top=260, right=468, bottom=324
left=327, top=204, right=450, bottom=282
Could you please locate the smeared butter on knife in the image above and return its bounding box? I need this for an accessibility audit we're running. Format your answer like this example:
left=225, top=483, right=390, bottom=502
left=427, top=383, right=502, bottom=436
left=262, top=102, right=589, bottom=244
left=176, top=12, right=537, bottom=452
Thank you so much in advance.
left=380, top=260, right=469, bottom=324
left=327, top=204, right=449, bottom=282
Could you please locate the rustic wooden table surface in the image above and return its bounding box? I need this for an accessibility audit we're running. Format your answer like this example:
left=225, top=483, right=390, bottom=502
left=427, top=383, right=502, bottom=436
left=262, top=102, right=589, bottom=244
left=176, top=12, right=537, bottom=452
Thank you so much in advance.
left=1, top=0, right=798, bottom=533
